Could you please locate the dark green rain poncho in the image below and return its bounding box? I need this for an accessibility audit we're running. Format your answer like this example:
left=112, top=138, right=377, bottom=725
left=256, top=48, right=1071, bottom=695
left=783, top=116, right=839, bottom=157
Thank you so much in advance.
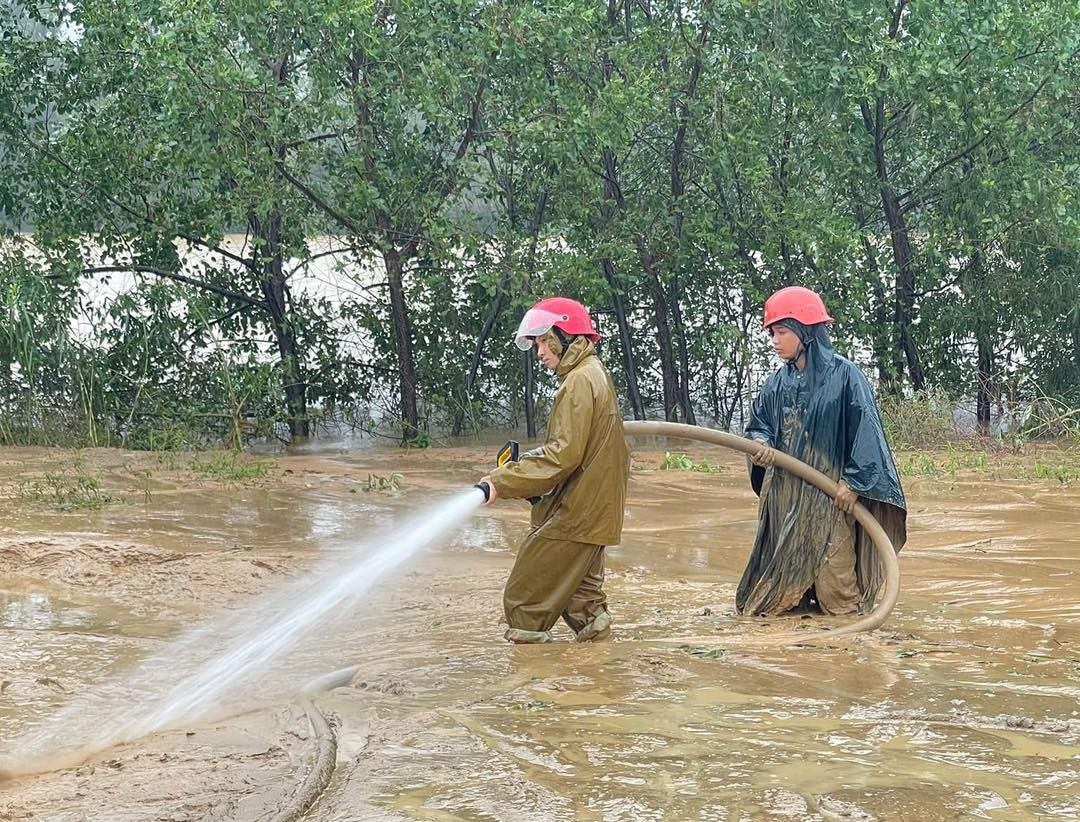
left=739, top=319, right=907, bottom=616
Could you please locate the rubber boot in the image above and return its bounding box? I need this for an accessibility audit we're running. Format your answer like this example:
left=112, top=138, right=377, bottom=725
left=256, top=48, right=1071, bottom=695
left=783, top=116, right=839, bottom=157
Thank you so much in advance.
left=505, top=627, right=554, bottom=644
left=574, top=610, right=612, bottom=643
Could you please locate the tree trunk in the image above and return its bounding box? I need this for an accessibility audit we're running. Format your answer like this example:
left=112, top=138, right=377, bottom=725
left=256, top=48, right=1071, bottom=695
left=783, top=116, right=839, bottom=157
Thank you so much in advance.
left=853, top=196, right=895, bottom=390
left=519, top=188, right=551, bottom=440
left=250, top=206, right=308, bottom=442
left=669, top=274, right=696, bottom=424
left=524, top=352, right=537, bottom=439
left=872, top=279, right=894, bottom=390
left=599, top=144, right=679, bottom=421
left=258, top=56, right=308, bottom=442
left=453, top=268, right=507, bottom=437
left=601, top=258, right=645, bottom=419
left=667, top=14, right=706, bottom=425
left=454, top=147, right=520, bottom=438
left=709, top=344, right=720, bottom=424
left=976, top=332, right=993, bottom=436
left=967, top=252, right=993, bottom=436
left=383, top=248, right=419, bottom=440
left=343, top=44, right=485, bottom=444
left=734, top=300, right=753, bottom=430
left=600, top=8, right=672, bottom=421
left=862, top=98, right=926, bottom=391
left=636, top=240, right=680, bottom=421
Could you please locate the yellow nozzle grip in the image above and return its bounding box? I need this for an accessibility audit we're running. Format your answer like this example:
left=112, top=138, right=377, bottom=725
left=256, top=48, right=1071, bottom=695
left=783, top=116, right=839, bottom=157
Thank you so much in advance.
left=496, top=440, right=519, bottom=468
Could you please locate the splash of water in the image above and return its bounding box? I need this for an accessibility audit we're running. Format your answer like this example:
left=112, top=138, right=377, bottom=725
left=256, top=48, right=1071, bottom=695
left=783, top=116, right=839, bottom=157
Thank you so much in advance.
left=0, top=487, right=485, bottom=778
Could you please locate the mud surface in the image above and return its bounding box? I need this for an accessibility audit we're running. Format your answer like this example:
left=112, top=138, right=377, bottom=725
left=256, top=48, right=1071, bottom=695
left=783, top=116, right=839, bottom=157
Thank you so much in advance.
left=1, top=442, right=1078, bottom=821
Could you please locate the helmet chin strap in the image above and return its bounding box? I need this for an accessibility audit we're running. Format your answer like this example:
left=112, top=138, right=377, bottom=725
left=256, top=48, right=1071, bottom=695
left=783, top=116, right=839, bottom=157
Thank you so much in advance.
left=552, top=327, right=573, bottom=352
left=791, top=340, right=806, bottom=365
left=772, top=321, right=807, bottom=366
left=538, top=329, right=568, bottom=358
left=542, top=327, right=574, bottom=359
left=782, top=325, right=809, bottom=367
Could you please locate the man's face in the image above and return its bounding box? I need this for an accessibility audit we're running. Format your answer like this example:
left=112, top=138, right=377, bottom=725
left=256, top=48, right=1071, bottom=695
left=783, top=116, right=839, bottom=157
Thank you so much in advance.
left=535, top=336, right=560, bottom=370
left=770, top=325, right=801, bottom=361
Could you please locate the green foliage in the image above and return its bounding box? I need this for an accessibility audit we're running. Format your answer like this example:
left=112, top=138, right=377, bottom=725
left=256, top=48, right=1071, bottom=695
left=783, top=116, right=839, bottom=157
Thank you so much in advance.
left=16, top=453, right=113, bottom=511
left=659, top=452, right=723, bottom=474
left=124, top=423, right=201, bottom=453
left=880, top=392, right=962, bottom=450
left=1, top=0, right=1078, bottom=445
left=1033, top=462, right=1080, bottom=485
left=897, top=448, right=989, bottom=478
left=188, top=452, right=271, bottom=484
left=403, top=432, right=433, bottom=450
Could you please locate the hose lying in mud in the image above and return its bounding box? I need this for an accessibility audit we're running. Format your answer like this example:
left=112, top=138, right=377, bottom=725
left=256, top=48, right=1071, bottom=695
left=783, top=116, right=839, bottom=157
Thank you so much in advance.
left=622, top=420, right=900, bottom=645
left=265, top=665, right=358, bottom=822
left=0, top=667, right=358, bottom=796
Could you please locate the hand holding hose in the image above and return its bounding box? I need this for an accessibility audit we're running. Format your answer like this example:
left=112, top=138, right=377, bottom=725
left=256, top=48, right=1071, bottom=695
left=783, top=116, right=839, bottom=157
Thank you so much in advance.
left=834, top=480, right=858, bottom=514
left=750, top=445, right=777, bottom=467
left=477, top=476, right=498, bottom=506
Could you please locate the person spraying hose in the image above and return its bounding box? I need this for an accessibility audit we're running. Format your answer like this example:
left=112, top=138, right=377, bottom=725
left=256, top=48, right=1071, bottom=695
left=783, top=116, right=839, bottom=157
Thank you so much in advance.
left=476, top=297, right=630, bottom=644
left=739, top=286, right=907, bottom=617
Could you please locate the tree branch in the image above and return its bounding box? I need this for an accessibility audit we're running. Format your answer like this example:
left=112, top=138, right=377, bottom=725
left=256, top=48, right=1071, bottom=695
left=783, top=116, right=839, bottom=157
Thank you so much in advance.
left=286, top=243, right=373, bottom=279
left=280, top=166, right=366, bottom=236
left=888, top=0, right=909, bottom=40
left=82, top=265, right=269, bottom=311
left=399, top=75, right=489, bottom=260
left=23, top=134, right=257, bottom=271
left=282, top=132, right=343, bottom=150
left=906, top=70, right=1060, bottom=210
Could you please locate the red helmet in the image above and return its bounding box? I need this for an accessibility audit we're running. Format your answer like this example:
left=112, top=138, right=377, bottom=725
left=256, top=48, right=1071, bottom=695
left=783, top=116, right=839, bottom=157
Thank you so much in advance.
left=513, top=297, right=601, bottom=351
left=763, top=286, right=834, bottom=329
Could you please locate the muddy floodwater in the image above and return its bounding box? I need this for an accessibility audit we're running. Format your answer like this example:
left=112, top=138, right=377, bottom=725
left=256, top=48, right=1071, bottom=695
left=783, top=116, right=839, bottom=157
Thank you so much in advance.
left=1, top=440, right=1079, bottom=821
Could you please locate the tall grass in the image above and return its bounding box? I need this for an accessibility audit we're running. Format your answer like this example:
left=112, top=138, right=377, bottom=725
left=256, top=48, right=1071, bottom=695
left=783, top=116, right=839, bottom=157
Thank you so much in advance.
left=878, top=391, right=962, bottom=450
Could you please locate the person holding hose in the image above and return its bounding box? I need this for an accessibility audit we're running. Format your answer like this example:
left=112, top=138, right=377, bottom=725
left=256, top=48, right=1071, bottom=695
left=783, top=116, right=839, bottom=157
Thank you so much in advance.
left=740, top=286, right=907, bottom=617
left=478, top=297, right=630, bottom=644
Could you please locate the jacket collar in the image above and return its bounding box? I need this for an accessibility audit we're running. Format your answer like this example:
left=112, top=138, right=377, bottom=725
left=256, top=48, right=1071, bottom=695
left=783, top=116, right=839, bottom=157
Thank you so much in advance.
left=556, top=336, right=595, bottom=380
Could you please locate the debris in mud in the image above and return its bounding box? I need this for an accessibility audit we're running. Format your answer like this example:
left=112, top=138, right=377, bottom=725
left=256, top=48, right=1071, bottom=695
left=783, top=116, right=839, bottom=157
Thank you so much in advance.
left=843, top=705, right=1080, bottom=744
left=356, top=678, right=410, bottom=696
left=816, top=795, right=875, bottom=820
left=973, top=791, right=1009, bottom=814
left=895, top=648, right=956, bottom=659
left=683, top=646, right=725, bottom=659
left=510, top=700, right=553, bottom=712
left=364, top=473, right=404, bottom=494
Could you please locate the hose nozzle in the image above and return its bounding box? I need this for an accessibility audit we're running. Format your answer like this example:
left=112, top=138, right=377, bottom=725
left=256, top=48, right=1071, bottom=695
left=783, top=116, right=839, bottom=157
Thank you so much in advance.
left=473, top=483, right=490, bottom=502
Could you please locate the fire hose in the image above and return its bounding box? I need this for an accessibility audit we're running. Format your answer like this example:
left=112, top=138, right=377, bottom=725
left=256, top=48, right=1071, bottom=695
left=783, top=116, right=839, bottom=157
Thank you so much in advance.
left=622, top=420, right=900, bottom=645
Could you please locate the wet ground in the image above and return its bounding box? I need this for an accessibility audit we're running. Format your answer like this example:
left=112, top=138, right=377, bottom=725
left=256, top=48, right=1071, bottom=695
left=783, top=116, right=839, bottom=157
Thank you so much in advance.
left=1, top=441, right=1078, bottom=821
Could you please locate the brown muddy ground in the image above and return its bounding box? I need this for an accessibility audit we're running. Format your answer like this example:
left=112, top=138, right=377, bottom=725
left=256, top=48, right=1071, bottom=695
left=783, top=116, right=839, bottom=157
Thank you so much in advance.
left=1, top=441, right=1078, bottom=821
